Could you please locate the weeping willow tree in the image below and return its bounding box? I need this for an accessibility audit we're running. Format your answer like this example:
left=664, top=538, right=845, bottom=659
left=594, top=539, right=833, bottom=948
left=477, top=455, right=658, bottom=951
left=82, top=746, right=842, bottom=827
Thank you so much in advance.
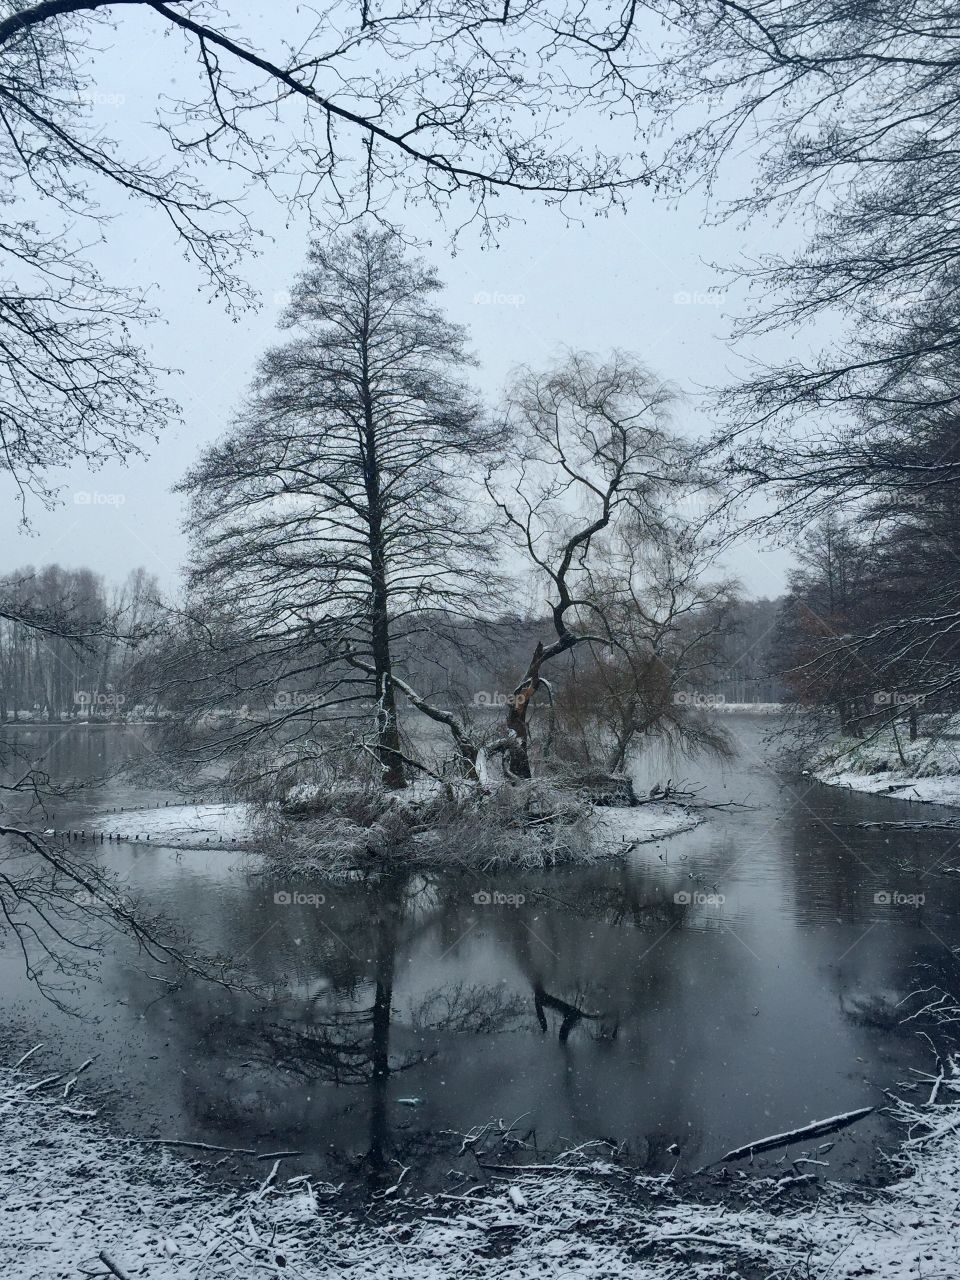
left=487, top=351, right=734, bottom=779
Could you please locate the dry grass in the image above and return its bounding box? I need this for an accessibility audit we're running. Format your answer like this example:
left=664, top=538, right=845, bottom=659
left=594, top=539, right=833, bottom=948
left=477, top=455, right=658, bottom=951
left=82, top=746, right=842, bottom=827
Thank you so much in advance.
left=260, top=777, right=602, bottom=876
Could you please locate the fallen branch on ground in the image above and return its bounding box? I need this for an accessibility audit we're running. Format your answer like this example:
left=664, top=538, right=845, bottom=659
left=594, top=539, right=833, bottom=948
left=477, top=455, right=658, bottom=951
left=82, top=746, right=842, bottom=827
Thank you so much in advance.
left=98, top=1251, right=134, bottom=1280
left=711, top=1107, right=874, bottom=1166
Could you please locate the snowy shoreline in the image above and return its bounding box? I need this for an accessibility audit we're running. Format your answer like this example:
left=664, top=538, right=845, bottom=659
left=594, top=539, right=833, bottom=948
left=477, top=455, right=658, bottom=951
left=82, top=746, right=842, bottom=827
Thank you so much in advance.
left=87, top=802, right=256, bottom=848
left=89, top=797, right=702, bottom=857
left=813, top=765, right=960, bottom=807
left=590, top=801, right=701, bottom=848
left=4, top=1053, right=960, bottom=1279
left=811, top=729, right=960, bottom=808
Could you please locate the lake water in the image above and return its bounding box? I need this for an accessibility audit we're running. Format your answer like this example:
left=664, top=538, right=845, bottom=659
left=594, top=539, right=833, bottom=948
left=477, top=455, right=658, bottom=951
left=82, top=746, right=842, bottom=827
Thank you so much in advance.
left=2, top=715, right=959, bottom=1193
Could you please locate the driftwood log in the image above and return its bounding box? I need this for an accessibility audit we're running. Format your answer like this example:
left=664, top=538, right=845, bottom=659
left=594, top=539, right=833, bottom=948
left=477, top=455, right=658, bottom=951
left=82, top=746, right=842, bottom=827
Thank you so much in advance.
left=716, top=1106, right=874, bottom=1165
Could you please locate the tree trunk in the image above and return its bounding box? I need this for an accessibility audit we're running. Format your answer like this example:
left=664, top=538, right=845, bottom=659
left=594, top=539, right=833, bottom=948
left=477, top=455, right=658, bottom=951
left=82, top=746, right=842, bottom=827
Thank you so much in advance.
left=367, top=527, right=404, bottom=788
left=361, top=301, right=405, bottom=791
left=372, top=654, right=405, bottom=789
left=505, top=643, right=543, bottom=778
left=606, top=736, right=629, bottom=776
left=838, top=700, right=862, bottom=738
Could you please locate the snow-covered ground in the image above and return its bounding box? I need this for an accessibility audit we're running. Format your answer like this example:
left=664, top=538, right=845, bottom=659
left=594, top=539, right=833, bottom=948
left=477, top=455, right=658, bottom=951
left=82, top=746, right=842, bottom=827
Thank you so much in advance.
left=89, top=803, right=255, bottom=847
left=812, top=729, right=960, bottom=807
left=4, top=1056, right=960, bottom=1279
left=90, top=796, right=700, bottom=859
left=815, top=767, right=960, bottom=806
left=709, top=701, right=785, bottom=714
left=590, top=802, right=701, bottom=848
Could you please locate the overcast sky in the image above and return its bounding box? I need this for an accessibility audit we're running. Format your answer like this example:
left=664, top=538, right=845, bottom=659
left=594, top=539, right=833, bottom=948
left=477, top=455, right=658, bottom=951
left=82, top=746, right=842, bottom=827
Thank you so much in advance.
left=0, top=3, right=798, bottom=602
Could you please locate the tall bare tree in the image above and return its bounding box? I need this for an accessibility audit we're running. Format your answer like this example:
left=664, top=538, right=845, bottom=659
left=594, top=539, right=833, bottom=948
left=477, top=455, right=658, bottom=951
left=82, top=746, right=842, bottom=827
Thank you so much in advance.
left=176, top=227, right=497, bottom=789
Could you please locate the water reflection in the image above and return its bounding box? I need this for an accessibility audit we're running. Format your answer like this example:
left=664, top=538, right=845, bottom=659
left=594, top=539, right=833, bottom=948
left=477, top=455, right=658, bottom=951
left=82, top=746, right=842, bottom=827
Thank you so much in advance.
left=2, top=716, right=960, bottom=1190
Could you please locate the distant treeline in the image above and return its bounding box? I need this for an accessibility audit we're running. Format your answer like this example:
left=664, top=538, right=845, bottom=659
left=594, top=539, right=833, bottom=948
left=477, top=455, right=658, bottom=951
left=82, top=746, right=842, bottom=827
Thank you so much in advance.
left=0, top=565, right=787, bottom=724
left=0, top=565, right=161, bottom=721
left=391, top=600, right=788, bottom=710
left=687, top=597, right=786, bottom=705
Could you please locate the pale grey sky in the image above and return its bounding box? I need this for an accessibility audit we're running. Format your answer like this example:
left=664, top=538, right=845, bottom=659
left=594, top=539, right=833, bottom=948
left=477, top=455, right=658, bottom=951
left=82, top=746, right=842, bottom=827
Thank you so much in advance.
left=0, top=3, right=796, bottom=601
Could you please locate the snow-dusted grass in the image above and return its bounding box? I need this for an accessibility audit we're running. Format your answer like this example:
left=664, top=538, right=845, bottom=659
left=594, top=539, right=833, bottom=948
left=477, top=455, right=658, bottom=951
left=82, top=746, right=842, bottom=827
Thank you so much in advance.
left=90, top=803, right=255, bottom=848
left=4, top=1055, right=960, bottom=1279
left=269, top=782, right=701, bottom=877
left=87, top=784, right=699, bottom=871
left=811, top=729, right=960, bottom=807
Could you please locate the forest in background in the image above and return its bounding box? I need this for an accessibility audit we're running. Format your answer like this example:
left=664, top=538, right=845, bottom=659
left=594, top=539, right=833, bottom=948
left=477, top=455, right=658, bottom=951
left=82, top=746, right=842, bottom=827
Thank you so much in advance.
left=0, top=564, right=784, bottom=722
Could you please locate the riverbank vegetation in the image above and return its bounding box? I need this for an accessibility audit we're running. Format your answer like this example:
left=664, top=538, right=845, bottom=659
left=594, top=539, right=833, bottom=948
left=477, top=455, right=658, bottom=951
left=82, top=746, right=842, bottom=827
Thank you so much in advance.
left=807, top=720, right=960, bottom=807
left=771, top=491, right=960, bottom=801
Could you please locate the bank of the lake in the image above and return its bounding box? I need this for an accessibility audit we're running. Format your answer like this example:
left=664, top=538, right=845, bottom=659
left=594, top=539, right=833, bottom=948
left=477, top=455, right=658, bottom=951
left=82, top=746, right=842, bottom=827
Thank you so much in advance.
left=811, top=726, right=960, bottom=807
left=4, top=1048, right=959, bottom=1280
left=5, top=714, right=960, bottom=1229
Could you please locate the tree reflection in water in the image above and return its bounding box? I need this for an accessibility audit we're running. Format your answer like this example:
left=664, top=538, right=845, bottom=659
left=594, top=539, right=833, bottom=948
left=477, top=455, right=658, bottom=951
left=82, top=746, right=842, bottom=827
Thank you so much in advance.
left=150, top=866, right=681, bottom=1186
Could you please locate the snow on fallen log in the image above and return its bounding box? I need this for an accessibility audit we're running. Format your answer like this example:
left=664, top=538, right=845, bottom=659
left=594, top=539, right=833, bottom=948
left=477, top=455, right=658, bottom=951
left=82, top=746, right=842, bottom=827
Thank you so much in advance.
left=13, top=1043, right=43, bottom=1070
left=507, top=1186, right=527, bottom=1211
left=716, top=1106, right=874, bottom=1164
left=98, top=1250, right=134, bottom=1280
left=254, top=1159, right=280, bottom=1201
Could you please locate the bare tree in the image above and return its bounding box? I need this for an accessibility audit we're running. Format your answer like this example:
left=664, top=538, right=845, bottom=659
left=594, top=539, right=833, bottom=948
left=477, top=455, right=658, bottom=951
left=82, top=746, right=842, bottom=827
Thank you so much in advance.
left=175, top=226, right=497, bottom=789
left=777, top=425, right=960, bottom=740
left=554, top=518, right=737, bottom=775
left=487, top=351, right=693, bottom=778
left=631, top=4, right=960, bottom=746
left=0, top=0, right=672, bottom=1002
left=648, top=0, right=960, bottom=444
left=0, top=0, right=663, bottom=516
